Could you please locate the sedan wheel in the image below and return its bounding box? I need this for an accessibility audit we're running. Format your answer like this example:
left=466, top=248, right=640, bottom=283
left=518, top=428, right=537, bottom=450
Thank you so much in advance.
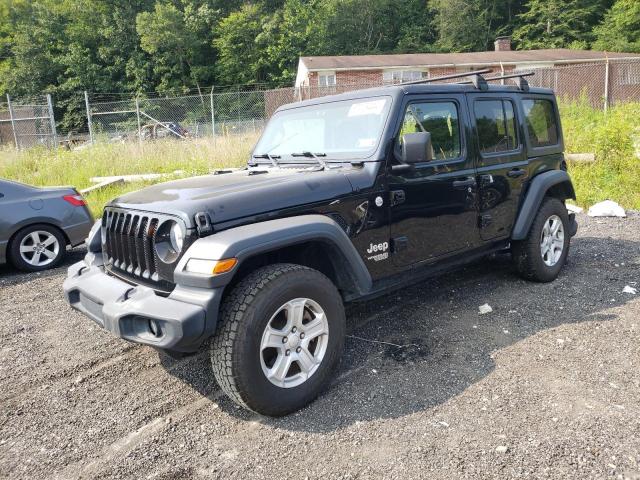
left=19, top=230, right=60, bottom=268
left=9, top=224, right=66, bottom=272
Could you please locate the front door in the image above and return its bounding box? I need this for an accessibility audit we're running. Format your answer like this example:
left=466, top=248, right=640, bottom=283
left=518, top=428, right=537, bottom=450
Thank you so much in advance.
left=467, top=93, right=528, bottom=240
left=388, top=95, right=481, bottom=267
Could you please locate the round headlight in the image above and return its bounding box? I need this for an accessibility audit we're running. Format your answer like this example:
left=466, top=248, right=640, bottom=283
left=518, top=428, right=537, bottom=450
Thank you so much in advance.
left=99, top=217, right=107, bottom=244
left=154, top=220, right=184, bottom=264
left=170, top=221, right=184, bottom=252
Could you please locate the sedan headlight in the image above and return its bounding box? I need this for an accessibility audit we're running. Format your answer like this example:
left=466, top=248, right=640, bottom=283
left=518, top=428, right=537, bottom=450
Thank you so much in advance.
left=155, top=220, right=184, bottom=263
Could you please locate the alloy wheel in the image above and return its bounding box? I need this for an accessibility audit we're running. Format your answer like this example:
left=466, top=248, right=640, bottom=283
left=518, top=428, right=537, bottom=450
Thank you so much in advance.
left=540, top=214, right=564, bottom=267
left=259, top=298, right=329, bottom=388
left=19, top=230, right=60, bottom=267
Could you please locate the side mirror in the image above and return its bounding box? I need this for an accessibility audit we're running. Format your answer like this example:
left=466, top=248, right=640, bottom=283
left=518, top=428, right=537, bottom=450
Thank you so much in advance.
left=401, top=132, right=433, bottom=164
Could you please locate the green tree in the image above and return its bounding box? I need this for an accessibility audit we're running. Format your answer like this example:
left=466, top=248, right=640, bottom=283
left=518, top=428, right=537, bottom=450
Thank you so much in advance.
left=593, top=0, right=640, bottom=52
left=432, top=0, right=526, bottom=52
left=314, top=0, right=410, bottom=55
left=262, top=0, right=321, bottom=84
left=513, top=0, right=608, bottom=49
left=137, top=2, right=216, bottom=95
left=432, top=0, right=494, bottom=52
left=213, top=3, right=271, bottom=85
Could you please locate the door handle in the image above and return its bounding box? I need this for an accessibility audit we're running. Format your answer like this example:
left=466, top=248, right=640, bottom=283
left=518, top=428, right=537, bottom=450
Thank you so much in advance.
left=452, top=177, right=476, bottom=189
left=507, top=168, right=527, bottom=178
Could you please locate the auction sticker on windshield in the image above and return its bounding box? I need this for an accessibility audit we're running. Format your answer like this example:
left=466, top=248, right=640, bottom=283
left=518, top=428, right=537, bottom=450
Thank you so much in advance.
left=348, top=99, right=387, bottom=117
left=357, top=138, right=377, bottom=148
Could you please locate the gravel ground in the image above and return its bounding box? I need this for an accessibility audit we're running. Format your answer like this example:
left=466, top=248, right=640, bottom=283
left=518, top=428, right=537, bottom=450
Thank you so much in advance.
left=1, top=212, right=639, bottom=480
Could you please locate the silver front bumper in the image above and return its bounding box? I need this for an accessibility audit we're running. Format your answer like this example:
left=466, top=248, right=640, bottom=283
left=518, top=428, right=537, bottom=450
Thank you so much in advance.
left=63, top=253, right=222, bottom=352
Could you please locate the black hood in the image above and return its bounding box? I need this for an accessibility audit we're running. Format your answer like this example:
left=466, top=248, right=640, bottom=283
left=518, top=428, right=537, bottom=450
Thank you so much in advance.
left=109, top=168, right=355, bottom=228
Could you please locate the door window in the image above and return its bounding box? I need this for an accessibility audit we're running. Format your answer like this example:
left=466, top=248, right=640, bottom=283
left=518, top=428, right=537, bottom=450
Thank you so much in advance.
left=474, top=99, right=518, bottom=154
left=522, top=99, right=559, bottom=147
left=398, top=102, right=461, bottom=160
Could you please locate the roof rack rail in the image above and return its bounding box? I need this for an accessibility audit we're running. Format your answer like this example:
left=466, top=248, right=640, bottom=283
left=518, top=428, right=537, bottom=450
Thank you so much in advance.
left=459, top=71, right=535, bottom=91
left=398, top=68, right=493, bottom=86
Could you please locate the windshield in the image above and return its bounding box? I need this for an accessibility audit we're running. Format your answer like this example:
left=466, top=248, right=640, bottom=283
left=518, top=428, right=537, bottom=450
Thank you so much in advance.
left=253, top=96, right=392, bottom=162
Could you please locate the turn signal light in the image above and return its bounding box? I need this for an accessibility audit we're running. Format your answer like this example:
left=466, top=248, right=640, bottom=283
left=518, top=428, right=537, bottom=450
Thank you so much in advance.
left=213, top=258, right=238, bottom=274
left=185, top=257, right=238, bottom=275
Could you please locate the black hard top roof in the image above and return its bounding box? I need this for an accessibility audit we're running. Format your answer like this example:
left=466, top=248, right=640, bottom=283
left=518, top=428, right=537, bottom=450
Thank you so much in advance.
left=277, top=82, right=555, bottom=112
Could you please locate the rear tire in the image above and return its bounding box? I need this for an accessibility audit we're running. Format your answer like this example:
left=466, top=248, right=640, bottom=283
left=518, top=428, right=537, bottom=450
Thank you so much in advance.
left=512, top=197, right=570, bottom=282
left=211, top=263, right=345, bottom=416
left=9, top=224, right=67, bottom=272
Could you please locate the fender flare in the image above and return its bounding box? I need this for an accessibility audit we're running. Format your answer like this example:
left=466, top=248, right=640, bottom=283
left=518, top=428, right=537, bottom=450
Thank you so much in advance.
left=174, top=215, right=373, bottom=295
left=511, top=170, right=576, bottom=240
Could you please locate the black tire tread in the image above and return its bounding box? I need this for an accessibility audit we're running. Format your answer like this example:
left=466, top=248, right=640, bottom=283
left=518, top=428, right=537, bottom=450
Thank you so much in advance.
left=211, top=263, right=328, bottom=412
left=512, top=197, right=569, bottom=282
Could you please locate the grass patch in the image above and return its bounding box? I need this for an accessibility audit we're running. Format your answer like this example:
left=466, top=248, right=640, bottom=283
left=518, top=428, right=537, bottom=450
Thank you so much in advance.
left=560, top=99, right=640, bottom=210
left=1, top=101, right=638, bottom=217
left=0, top=135, right=254, bottom=217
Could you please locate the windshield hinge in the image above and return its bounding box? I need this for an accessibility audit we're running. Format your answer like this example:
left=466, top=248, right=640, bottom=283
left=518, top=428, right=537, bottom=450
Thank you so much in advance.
left=194, top=212, right=213, bottom=236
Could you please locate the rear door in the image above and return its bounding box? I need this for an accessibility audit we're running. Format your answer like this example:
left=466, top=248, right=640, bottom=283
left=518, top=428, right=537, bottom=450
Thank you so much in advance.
left=388, top=94, right=482, bottom=267
left=467, top=93, right=528, bottom=240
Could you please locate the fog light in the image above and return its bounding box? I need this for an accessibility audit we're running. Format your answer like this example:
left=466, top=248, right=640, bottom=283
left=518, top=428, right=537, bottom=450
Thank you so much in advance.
left=148, top=319, right=162, bottom=337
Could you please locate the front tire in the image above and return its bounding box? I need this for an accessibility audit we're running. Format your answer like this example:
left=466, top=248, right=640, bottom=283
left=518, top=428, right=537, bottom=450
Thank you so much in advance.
left=512, top=197, right=570, bottom=282
left=211, top=263, right=345, bottom=416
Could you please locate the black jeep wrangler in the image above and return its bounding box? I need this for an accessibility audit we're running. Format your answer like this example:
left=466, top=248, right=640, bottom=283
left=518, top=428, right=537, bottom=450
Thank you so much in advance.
left=64, top=71, right=578, bottom=416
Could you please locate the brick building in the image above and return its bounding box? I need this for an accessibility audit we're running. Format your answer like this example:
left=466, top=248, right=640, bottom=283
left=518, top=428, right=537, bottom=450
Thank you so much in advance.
left=294, top=37, right=640, bottom=94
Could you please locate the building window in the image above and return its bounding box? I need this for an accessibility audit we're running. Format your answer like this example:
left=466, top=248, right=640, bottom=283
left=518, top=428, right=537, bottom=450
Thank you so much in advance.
left=383, top=70, right=426, bottom=84
left=318, top=72, right=336, bottom=87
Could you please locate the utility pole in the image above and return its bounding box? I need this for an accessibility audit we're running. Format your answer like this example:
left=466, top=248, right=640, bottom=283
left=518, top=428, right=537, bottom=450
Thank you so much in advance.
left=210, top=86, right=216, bottom=140
left=6, top=94, right=19, bottom=149
left=603, top=56, right=610, bottom=113
left=46, top=94, right=57, bottom=148
left=84, top=91, right=94, bottom=144
left=135, top=97, right=142, bottom=145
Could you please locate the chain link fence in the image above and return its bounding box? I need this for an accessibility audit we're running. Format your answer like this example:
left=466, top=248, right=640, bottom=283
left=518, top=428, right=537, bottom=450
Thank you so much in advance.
left=88, top=88, right=297, bottom=143
left=522, top=59, right=640, bottom=109
left=0, top=95, right=57, bottom=149
left=1, top=59, right=639, bottom=150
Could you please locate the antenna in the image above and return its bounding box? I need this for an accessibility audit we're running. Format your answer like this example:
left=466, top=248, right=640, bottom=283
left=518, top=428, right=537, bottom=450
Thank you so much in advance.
left=398, top=68, right=493, bottom=86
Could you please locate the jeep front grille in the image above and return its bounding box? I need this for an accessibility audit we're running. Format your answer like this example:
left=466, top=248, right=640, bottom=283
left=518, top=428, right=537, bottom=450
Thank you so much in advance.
left=103, top=209, right=161, bottom=280
left=102, top=207, right=189, bottom=292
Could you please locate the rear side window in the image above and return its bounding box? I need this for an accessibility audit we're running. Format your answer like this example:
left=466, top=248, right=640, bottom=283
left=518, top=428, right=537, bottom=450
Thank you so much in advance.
left=398, top=101, right=461, bottom=160
left=522, top=99, right=559, bottom=147
left=474, top=99, right=518, bottom=154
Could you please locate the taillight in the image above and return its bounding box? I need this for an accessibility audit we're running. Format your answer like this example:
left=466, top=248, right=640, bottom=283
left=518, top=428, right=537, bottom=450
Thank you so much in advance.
left=63, top=193, right=86, bottom=206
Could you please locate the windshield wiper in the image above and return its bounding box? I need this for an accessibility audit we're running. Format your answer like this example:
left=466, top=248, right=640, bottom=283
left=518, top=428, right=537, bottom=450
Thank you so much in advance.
left=290, top=151, right=328, bottom=169
left=252, top=153, right=281, bottom=167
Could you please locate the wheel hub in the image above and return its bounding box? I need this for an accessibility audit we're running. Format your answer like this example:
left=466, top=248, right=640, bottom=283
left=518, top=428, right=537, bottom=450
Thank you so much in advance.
left=19, top=230, right=60, bottom=267
left=286, top=333, right=301, bottom=349
left=259, top=297, right=329, bottom=388
left=540, top=214, right=565, bottom=267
